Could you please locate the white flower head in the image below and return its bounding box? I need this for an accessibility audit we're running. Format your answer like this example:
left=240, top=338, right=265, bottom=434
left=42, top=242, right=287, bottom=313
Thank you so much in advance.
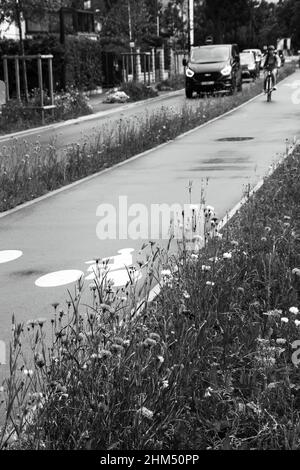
left=137, top=407, right=154, bottom=419
left=295, top=320, right=300, bottom=327
left=289, top=307, right=299, bottom=315
left=201, top=265, right=211, bottom=272
left=281, top=317, right=289, bottom=323
left=276, top=338, right=286, bottom=345
left=223, top=252, right=232, bottom=260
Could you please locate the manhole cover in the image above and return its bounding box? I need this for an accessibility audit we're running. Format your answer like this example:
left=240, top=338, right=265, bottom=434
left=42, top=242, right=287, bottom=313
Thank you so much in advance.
left=216, top=137, right=254, bottom=142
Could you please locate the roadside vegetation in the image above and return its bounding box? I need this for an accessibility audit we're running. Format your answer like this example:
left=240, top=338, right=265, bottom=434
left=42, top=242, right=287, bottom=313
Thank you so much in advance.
left=0, top=87, right=93, bottom=136
left=0, top=64, right=295, bottom=214
left=0, top=140, right=299, bottom=450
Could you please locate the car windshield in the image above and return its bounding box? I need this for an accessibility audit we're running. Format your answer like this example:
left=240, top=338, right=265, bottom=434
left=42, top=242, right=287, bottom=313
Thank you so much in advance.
left=190, top=46, right=230, bottom=63
left=240, top=53, right=255, bottom=64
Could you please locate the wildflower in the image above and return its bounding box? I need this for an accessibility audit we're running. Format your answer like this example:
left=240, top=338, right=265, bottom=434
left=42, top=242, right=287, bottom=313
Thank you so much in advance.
left=149, top=333, right=160, bottom=342
left=110, top=344, right=125, bottom=355
left=143, top=338, right=157, bottom=347
left=161, top=380, right=169, bottom=389
left=237, top=402, right=246, bottom=413
left=34, top=353, right=45, bottom=368
left=0, top=386, right=4, bottom=393
left=161, top=269, right=172, bottom=277
left=276, top=338, right=286, bottom=345
left=295, top=320, right=300, bottom=327
left=231, top=240, right=239, bottom=247
left=191, top=254, right=199, bottom=260
left=261, top=237, right=267, bottom=243
left=183, top=291, right=190, bottom=299
left=237, top=287, right=245, bottom=295
left=263, top=309, right=282, bottom=317
left=137, top=407, right=154, bottom=420
left=201, top=265, right=211, bottom=272
left=206, top=281, right=215, bottom=287
left=23, top=369, right=34, bottom=377
left=289, top=307, right=299, bottom=315
left=223, top=252, right=232, bottom=260
left=157, top=355, right=164, bottom=364
left=281, top=317, right=289, bottom=323
left=97, top=349, right=112, bottom=359
left=267, top=382, right=279, bottom=390
left=26, top=319, right=35, bottom=328
left=204, top=387, right=213, bottom=398
left=265, top=226, right=272, bottom=233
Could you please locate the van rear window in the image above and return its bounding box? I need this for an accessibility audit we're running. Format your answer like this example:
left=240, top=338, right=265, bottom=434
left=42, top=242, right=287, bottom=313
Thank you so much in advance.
left=191, top=46, right=230, bottom=63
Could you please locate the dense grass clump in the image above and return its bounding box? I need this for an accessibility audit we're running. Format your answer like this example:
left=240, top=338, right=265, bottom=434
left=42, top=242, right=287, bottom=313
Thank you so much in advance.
left=1, top=143, right=300, bottom=450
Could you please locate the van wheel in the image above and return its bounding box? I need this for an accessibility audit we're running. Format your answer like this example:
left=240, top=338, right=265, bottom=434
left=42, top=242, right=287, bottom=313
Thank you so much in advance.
left=185, top=87, right=193, bottom=99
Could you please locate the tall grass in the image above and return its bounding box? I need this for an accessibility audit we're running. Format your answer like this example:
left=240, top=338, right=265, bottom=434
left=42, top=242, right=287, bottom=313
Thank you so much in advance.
left=0, top=65, right=296, bottom=213
left=1, top=143, right=300, bottom=450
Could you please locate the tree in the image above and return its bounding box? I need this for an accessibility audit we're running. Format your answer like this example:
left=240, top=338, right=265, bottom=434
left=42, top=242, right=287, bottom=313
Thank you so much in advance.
left=0, top=1, right=65, bottom=99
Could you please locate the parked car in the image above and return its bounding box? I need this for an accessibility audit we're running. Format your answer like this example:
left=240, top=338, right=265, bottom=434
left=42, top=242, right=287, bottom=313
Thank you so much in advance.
left=240, top=52, right=258, bottom=80
left=242, top=48, right=262, bottom=75
left=182, top=44, right=242, bottom=98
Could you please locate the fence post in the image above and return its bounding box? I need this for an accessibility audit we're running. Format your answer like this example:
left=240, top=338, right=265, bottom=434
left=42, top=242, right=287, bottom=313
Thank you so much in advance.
left=3, top=57, right=10, bottom=101
left=136, top=48, right=142, bottom=82
left=48, top=56, right=54, bottom=118
left=151, top=48, right=155, bottom=83
left=15, top=57, right=21, bottom=101
left=158, top=47, right=165, bottom=81
left=37, top=55, right=44, bottom=124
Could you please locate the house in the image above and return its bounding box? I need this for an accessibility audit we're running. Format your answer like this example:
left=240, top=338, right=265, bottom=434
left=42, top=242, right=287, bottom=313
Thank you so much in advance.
left=0, top=3, right=97, bottom=42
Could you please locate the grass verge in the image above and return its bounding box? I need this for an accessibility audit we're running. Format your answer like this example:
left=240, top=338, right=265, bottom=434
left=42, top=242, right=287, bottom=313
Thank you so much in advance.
left=0, top=142, right=300, bottom=450
left=0, top=64, right=296, bottom=213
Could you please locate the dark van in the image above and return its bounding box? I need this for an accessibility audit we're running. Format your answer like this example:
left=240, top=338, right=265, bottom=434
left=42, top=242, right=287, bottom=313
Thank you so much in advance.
left=183, top=44, right=243, bottom=98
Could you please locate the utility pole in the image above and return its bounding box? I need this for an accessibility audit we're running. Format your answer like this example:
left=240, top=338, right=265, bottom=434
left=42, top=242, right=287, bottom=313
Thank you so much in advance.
left=128, top=0, right=134, bottom=79
left=189, top=0, right=194, bottom=48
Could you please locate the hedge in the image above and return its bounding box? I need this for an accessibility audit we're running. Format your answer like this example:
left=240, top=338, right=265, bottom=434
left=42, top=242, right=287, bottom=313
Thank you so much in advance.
left=0, top=35, right=103, bottom=93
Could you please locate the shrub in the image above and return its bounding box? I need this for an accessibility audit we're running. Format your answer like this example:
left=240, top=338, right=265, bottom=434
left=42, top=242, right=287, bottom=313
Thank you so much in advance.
left=0, top=87, right=92, bottom=134
left=156, top=75, right=185, bottom=91
left=119, top=81, right=158, bottom=102
left=0, top=36, right=103, bottom=92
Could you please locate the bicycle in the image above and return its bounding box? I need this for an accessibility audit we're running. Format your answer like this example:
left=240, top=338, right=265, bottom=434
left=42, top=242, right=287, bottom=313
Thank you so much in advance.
left=264, top=69, right=275, bottom=102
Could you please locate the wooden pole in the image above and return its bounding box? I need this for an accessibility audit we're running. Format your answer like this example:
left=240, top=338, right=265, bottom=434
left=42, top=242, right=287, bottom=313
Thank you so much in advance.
left=15, top=57, right=21, bottom=101
left=48, top=57, right=54, bottom=119
left=37, top=55, right=44, bottom=124
left=143, top=54, right=146, bottom=84
left=3, top=57, right=10, bottom=102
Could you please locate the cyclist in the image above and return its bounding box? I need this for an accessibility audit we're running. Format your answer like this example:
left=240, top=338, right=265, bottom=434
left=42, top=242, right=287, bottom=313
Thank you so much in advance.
left=262, top=45, right=281, bottom=92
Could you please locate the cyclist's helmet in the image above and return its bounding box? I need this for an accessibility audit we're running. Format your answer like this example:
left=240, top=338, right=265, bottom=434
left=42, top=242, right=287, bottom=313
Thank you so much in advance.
left=268, top=45, right=275, bottom=51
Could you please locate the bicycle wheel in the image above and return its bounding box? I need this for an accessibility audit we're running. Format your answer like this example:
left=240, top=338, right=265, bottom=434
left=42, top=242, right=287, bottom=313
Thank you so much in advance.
left=266, top=76, right=272, bottom=102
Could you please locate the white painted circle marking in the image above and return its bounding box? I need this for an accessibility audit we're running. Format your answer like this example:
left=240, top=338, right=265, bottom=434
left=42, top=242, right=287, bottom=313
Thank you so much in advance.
left=0, top=250, right=23, bottom=264
left=35, top=270, right=84, bottom=288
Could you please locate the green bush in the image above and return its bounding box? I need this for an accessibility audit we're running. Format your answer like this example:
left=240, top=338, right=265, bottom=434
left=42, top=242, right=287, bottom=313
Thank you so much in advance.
left=156, top=75, right=185, bottom=91
left=0, top=36, right=103, bottom=92
left=0, top=87, right=92, bottom=134
left=120, top=81, right=158, bottom=102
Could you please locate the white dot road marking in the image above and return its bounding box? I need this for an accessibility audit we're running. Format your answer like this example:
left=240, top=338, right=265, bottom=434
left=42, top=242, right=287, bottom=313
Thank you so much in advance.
left=35, top=270, right=84, bottom=288
left=0, top=250, right=23, bottom=264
